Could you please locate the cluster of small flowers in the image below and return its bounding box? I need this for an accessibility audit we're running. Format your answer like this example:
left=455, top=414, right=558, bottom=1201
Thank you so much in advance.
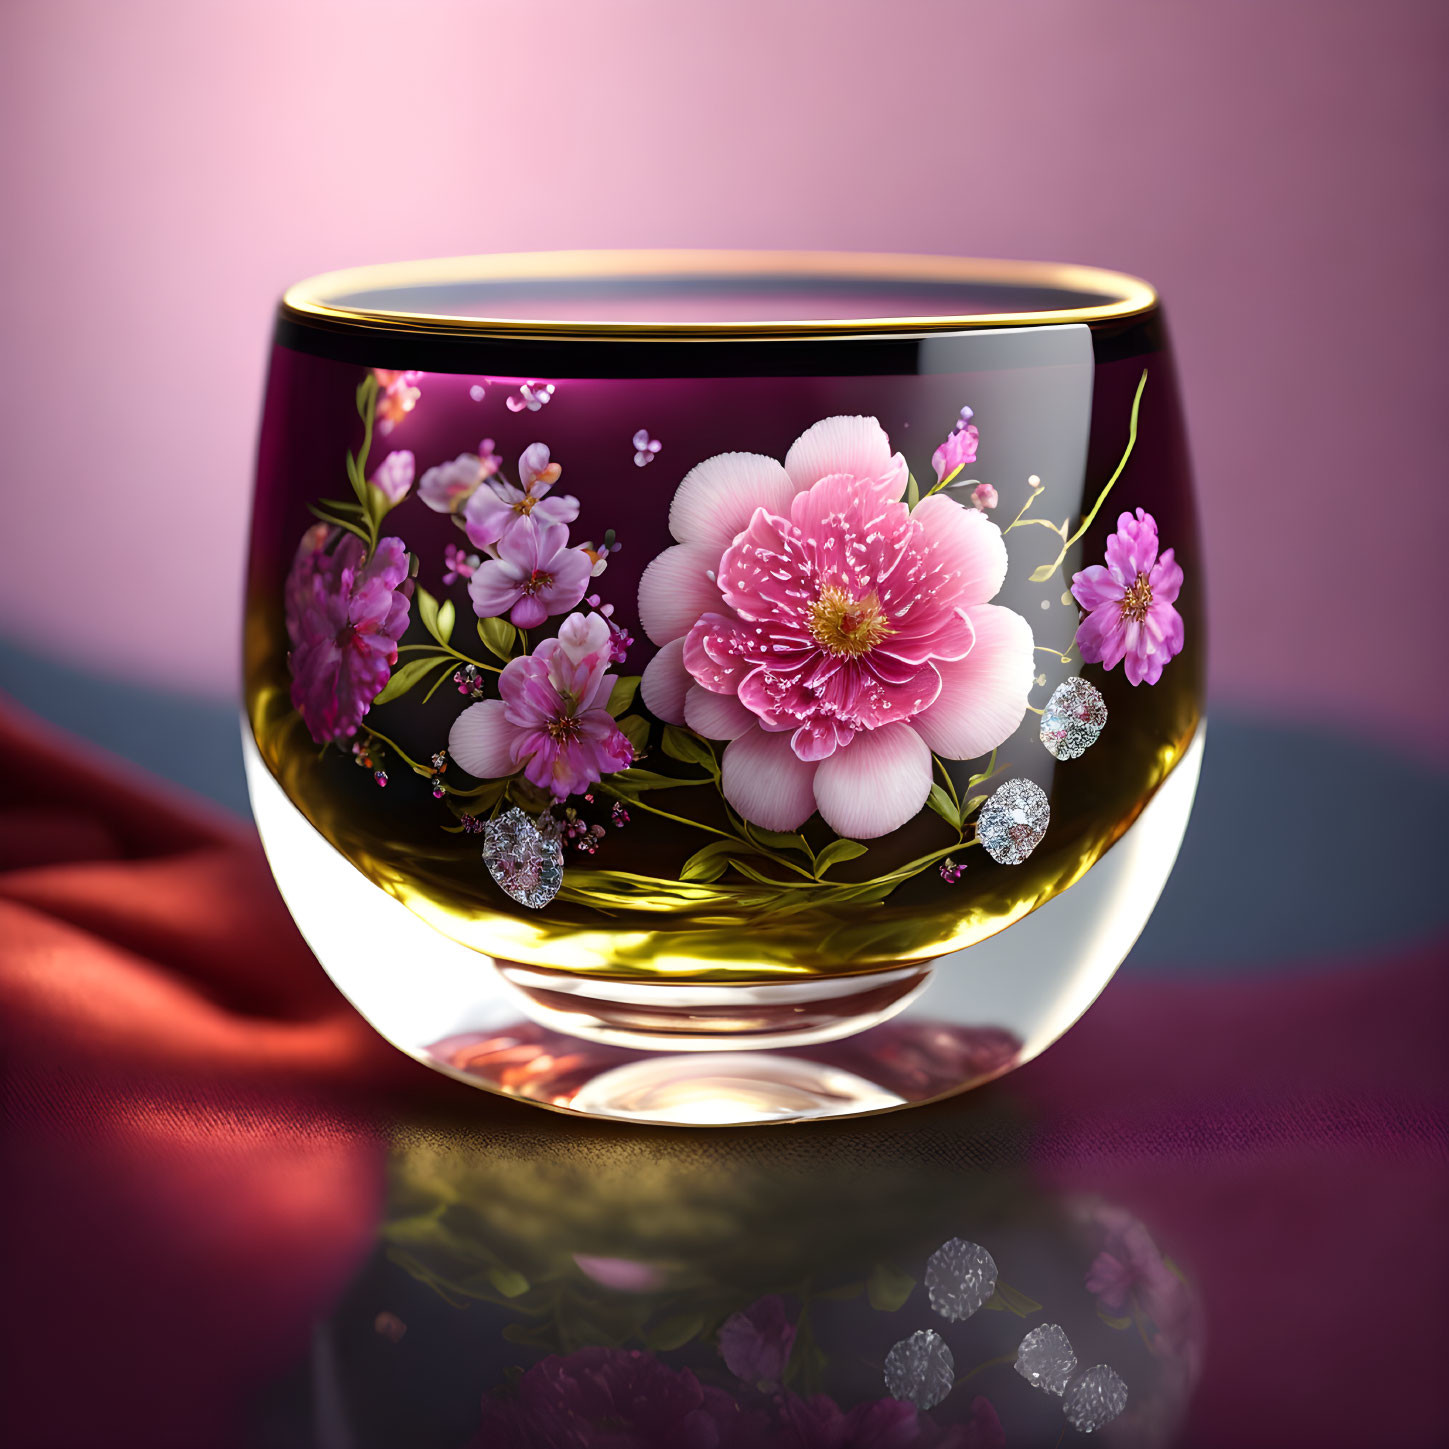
left=939, top=857, right=965, bottom=883
left=429, top=750, right=448, bottom=799
left=610, top=801, right=630, bottom=828
left=350, top=736, right=388, bottom=788
left=539, top=805, right=609, bottom=854
left=453, top=664, right=487, bottom=698
left=442, top=543, right=480, bottom=585
left=505, top=381, right=555, bottom=413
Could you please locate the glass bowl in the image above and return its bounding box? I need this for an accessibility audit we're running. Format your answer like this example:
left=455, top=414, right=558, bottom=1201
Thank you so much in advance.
left=243, top=250, right=1204, bottom=1124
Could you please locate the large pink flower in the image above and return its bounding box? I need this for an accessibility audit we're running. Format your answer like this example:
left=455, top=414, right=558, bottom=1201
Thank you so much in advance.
left=463, top=442, right=580, bottom=549
left=1070, top=508, right=1185, bottom=687
left=468, top=514, right=593, bottom=628
left=638, top=417, right=1034, bottom=839
left=284, top=525, right=411, bottom=744
left=449, top=612, right=633, bottom=798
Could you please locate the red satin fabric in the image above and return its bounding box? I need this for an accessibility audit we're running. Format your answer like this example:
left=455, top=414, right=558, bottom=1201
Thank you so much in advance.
left=1, top=700, right=1445, bottom=1447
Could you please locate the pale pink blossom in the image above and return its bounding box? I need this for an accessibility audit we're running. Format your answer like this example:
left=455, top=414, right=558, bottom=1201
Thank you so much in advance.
left=418, top=450, right=489, bottom=514
left=970, top=483, right=998, bottom=511
left=463, top=442, right=579, bottom=549
left=468, top=515, right=592, bottom=628
left=638, top=417, right=1034, bottom=838
left=448, top=613, right=633, bottom=797
left=373, top=369, right=422, bottom=434
left=1070, top=508, right=1185, bottom=687
left=285, top=527, right=411, bottom=744
left=370, top=449, right=414, bottom=503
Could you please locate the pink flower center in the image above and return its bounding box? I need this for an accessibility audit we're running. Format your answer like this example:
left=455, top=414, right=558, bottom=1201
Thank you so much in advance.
left=546, top=714, right=580, bottom=744
left=807, top=585, right=893, bottom=657
left=522, top=569, right=555, bottom=597
left=512, top=495, right=538, bottom=517
left=1120, top=572, right=1154, bottom=623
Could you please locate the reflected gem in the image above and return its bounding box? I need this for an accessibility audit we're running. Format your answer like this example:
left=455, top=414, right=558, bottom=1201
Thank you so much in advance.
left=977, top=779, right=1051, bottom=865
left=483, top=807, right=565, bottom=909
left=1015, top=1323, right=1077, bottom=1395
left=1063, top=1364, right=1128, bottom=1433
left=883, top=1328, right=954, bottom=1410
left=1040, top=676, right=1108, bottom=761
left=925, top=1237, right=997, bottom=1321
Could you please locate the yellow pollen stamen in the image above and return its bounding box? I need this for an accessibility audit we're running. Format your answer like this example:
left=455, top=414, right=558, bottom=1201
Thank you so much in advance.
left=513, top=494, right=538, bottom=516
left=1120, top=572, right=1153, bottom=624
left=808, top=585, right=893, bottom=657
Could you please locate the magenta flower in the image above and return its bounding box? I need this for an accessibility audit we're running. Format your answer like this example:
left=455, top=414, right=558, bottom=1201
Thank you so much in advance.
left=931, top=417, right=979, bottom=484
left=370, top=449, right=414, bottom=503
left=970, top=483, right=997, bottom=512
left=638, top=417, right=1033, bottom=839
left=1084, top=1204, right=1201, bottom=1368
left=463, top=442, right=579, bottom=550
left=474, top=1347, right=760, bottom=1449
left=442, top=543, right=479, bottom=585
left=448, top=612, right=633, bottom=797
left=780, top=1392, right=988, bottom=1448
left=1070, top=508, right=1185, bottom=686
left=284, top=526, right=411, bottom=744
left=718, top=1295, right=796, bottom=1388
left=468, top=515, right=592, bottom=628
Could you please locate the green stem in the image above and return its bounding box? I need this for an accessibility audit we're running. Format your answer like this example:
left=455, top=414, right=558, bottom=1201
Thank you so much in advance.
left=396, top=642, right=503, bottom=673
left=1026, top=369, right=1149, bottom=576
left=958, top=1352, right=1017, bottom=1385
left=359, top=726, right=431, bottom=778
left=597, top=782, right=817, bottom=881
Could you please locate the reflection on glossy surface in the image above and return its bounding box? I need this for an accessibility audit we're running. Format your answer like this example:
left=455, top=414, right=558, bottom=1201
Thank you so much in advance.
left=300, top=1099, right=1202, bottom=1447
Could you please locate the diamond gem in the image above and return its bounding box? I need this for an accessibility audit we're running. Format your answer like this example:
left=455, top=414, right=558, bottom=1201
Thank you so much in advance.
left=1040, top=676, right=1108, bottom=761
left=925, top=1238, right=998, bottom=1322
left=483, top=807, right=564, bottom=909
left=1063, top=1363, right=1128, bottom=1433
left=883, top=1329, right=954, bottom=1410
left=1015, top=1323, right=1077, bottom=1395
left=976, top=779, right=1051, bottom=865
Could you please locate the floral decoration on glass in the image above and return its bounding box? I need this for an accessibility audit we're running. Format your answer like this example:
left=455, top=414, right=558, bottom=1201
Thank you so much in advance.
left=281, top=366, right=1184, bottom=915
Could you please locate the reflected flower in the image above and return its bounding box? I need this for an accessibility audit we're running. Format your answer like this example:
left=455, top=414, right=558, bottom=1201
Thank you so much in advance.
left=284, top=527, right=411, bottom=743
left=718, top=1294, right=796, bottom=1389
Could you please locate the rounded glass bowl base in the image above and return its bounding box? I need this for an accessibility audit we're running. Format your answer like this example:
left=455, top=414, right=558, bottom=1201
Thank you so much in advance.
left=244, top=725, right=1203, bottom=1126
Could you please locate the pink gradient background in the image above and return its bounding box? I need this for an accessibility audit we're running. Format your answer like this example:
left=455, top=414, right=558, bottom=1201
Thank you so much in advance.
left=1, top=0, right=1445, bottom=751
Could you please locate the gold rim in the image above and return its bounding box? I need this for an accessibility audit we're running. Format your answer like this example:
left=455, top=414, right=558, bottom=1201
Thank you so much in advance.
left=281, top=249, right=1157, bottom=342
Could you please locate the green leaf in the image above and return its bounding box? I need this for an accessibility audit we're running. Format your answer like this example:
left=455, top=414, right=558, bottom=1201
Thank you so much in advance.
left=647, top=1312, right=705, bottom=1351
left=606, top=675, right=641, bottom=716
left=1097, top=1309, right=1133, bottom=1331
left=679, top=840, right=737, bottom=883
left=747, top=826, right=813, bottom=857
left=610, top=767, right=709, bottom=792
left=814, top=838, right=868, bottom=875
left=926, top=783, right=960, bottom=829
left=365, top=481, right=392, bottom=532
left=985, top=1281, right=1042, bottom=1317
left=966, top=751, right=998, bottom=790
left=478, top=615, right=516, bottom=660
left=487, top=1266, right=531, bottom=1298
left=867, top=1263, right=916, bottom=1312
left=416, top=586, right=442, bottom=642
left=661, top=725, right=717, bottom=772
left=615, top=714, right=651, bottom=755
left=961, top=793, right=988, bottom=817
left=905, top=473, right=920, bottom=509
left=1029, top=562, right=1060, bottom=583
left=436, top=598, right=456, bottom=646
left=373, top=656, right=444, bottom=706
